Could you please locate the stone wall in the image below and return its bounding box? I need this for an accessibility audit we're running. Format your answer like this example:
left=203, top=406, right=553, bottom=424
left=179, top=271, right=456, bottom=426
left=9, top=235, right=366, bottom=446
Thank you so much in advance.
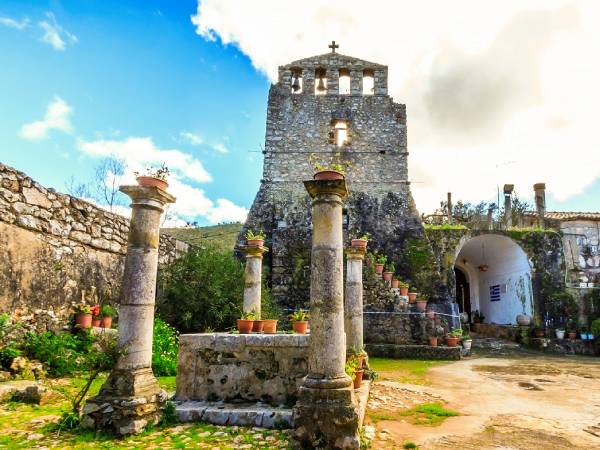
left=176, top=333, right=309, bottom=406
left=0, top=162, right=189, bottom=330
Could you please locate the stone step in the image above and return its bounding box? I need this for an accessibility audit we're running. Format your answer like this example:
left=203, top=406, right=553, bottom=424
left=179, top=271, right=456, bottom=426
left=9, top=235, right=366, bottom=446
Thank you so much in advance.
left=174, top=401, right=293, bottom=429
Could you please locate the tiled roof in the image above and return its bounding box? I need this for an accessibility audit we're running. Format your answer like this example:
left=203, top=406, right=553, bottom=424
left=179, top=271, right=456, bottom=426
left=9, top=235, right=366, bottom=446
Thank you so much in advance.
left=525, top=211, right=600, bottom=221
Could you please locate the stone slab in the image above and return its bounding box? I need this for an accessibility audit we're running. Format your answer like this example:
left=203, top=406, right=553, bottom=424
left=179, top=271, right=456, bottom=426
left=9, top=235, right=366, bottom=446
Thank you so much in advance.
left=365, top=343, right=462, bottom=360
left=175, top=401, right=293, bottom=429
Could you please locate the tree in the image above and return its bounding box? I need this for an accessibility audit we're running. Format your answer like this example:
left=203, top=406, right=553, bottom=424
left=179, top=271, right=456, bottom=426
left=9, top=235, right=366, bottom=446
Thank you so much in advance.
left=94, top=157, right=127, bottom=212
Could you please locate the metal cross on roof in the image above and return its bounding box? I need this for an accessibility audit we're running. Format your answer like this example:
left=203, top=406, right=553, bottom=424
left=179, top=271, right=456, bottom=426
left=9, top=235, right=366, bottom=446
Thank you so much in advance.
left=328, top=40, right=339, bottom=53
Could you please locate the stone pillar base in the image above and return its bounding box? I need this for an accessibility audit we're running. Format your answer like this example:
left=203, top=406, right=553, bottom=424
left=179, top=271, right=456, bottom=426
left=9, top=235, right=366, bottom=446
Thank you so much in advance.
left=82, top=368, right=167, bottom=436
left=292, top=385, right=360, bottom=449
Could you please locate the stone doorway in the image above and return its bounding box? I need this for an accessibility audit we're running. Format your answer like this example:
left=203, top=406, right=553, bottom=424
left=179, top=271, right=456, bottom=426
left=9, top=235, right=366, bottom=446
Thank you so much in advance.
left=454, top=234, right=534, bottom=325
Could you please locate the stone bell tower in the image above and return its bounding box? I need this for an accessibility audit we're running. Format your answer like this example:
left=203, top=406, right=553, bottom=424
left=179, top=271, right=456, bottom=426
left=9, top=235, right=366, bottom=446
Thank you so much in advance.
left=240, top=42, right=423, bottom=309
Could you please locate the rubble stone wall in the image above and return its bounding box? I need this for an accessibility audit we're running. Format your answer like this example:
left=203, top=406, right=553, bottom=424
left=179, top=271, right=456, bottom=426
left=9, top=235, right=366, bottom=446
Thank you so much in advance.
left=0, top=162, right=189, bottom=330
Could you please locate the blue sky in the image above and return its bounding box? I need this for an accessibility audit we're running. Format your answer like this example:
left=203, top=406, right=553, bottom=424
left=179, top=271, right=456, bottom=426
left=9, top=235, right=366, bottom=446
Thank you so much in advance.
left=1, top=0, right=599, bottom=225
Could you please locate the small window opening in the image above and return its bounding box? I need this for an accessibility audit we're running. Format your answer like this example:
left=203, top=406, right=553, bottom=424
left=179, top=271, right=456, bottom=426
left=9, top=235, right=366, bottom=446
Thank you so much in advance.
left=339, top=69, right=350, bottom=95
left=315, top=68, right=327, bottom=95
left=334, top=121, right=348, bottom=147
left=342, top=209, right=349, bottom=230
left=291, top=69, right=303, bottom=94
left=363, top=69, right=374, bottom=95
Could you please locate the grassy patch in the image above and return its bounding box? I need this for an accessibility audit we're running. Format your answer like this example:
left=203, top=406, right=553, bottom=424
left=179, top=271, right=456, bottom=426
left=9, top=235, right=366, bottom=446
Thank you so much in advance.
left=368, top=402, right=459, bottom=427
left=368, top=358, right=448, bottom=385
left=157, top=376, right=177, bottom=393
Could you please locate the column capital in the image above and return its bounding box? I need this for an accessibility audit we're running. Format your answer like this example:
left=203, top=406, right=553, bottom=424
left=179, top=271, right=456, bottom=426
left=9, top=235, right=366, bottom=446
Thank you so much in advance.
left=345, top=246, right=366, bottom=260
left=241, top=245, right=269, bottom=257
left=303, top=179, right=348, bottom=200
left=120, top=185, right=176, bottom=211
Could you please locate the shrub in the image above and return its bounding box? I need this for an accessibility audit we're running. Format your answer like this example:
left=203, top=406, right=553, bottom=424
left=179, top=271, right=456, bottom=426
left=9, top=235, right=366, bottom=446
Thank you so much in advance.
left=591, top=318, right=600, bottom=338
left=158, top=246, right=266, bottom=332
left=0, top=343, right=20, bottom=369
left=152, top=318, right=179, bottom=377
left=23, top=330, right=94, bottom=377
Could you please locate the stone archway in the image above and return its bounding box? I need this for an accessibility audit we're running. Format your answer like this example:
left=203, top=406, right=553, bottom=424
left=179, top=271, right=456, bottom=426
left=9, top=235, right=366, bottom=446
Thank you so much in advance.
left=454, top=234, right=534, bottom=325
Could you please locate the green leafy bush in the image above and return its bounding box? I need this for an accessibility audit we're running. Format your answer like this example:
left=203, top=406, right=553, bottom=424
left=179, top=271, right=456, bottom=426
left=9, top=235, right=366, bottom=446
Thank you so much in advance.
left=0, top=342, right=20, bottom=369
left=152, top=318, right=179, bottom=377
left=591, top=318, right=600, bottom=338
left=23, top=330, right=94, bottom=377
left=158, top=246, right=271, bottom=332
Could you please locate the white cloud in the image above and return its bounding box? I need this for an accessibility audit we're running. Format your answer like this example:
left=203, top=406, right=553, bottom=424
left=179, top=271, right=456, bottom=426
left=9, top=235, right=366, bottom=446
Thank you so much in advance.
left=20, top=96, right=74, bottom=140
left=0, top=16, right=29, bottom=30
left=211, top=143, right=229, bottom=154
left=38, top=12, right=77, bottom=51
left=77, top=136, right=248, bottom=224
left=192, top=0, right=600, bottom=212
left=180, top=131, right=204, bottom=146
left=78, top=136, right=213, bottom=183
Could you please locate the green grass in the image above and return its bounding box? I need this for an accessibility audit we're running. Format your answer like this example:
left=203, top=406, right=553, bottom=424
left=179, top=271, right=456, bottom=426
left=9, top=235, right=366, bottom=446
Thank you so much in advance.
left=368, top=402, right=459, bottom=427
left=157, top=376, right=176, bottom=393
left=161, top=223, right=243, bottom=252
left=368, top=358, right=448, bottom=385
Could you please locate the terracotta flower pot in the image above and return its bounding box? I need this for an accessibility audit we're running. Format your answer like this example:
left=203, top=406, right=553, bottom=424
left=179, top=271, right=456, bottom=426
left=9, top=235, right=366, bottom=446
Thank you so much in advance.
left=391, top=279, right=399, bottom=288
left=351, top=239, right=368, bottom=248
left=252, top=320, right=265, bottom=333
left=75, top=313, right=92, bottom=329
left=568, top=331, right=577, bottom=340
left=92, top=318, right=101, bottom=327
left=408, top=292, right=417, bottom=303
left=353, top=369, right=364, bottom=389
left=237, top=319, right=254, bottom=334
left=416, top=300, right=427, bottom=312
left=136, top=176, right=168, bottom=190
left=445, top=336, right=460, bottom=347
left=428, top=336, right=438, bottom=347
left=535, top=330, right=545, bottom=338
left=101, top=316, right=113, bottom=329
left=375, top=264, right=384, bottom=275
left=399, top=287, right=409, bottom=296
left=314, top=170, right=344, bottom=181
left=516, top=314, right=531, bottom=326
left=427, top=310, right=435, bottom=319
left=247, top=239, right=264, bottom=247
left=262, top=319, right=278, bottom=334
left=383, top=271, right=393, bottom=282
left=293, top=321, right=309, bottom=334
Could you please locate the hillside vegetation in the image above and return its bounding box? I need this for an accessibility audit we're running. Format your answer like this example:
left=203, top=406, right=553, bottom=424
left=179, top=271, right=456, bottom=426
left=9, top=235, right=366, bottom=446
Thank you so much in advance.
left=161, top=222, right=243, bottom=252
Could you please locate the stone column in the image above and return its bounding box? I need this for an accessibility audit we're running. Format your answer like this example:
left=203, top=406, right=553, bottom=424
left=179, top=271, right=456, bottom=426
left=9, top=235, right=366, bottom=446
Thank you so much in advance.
left=241, top=245, right=268, bottom=316
left=534, top=183, right=546, bottom=228
left=504, top=184, right=514, bottom=229
left=82, top=184, right=175, bottom=436
left=293, top=178, right=359, bottom=449
left=447, top=192, right=453, bottom=224
left=345, top=246, right=366, bottom=351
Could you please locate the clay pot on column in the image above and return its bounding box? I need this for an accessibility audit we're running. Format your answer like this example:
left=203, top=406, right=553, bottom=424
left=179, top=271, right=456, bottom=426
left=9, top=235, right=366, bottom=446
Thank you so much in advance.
left=351, top=238, right=368, bottom=249
left=313, top=170, right=345, bottom=181
left=134, top=164, right=170, bottom=190
left=245, top=229, right=266, bottom=248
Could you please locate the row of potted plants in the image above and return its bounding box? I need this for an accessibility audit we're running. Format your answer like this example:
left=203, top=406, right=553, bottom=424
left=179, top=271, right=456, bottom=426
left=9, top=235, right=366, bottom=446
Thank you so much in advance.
left=235, top=309, right=310, bottom=335
left=427, top=327, right=472, bottom=350
left=74, top=304, right=117, bottom=329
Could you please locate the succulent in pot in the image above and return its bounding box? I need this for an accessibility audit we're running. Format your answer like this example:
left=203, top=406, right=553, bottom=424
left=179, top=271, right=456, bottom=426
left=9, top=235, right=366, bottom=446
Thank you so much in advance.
left=374, top=254, right=387, bottom=275
left=445, top=328, right=463, bottom=347
left=290, top=309, right=310, bottom=334
left=398, top=280, right=409, bottom=296
left=245, top=229, right=266, bottom=247
left=383, top=262, right=395, bottom=282
left=134, top=163, right=170, bottom=190
left=309, top=152, right=351, bottom=180
left=237, top=311, right=256, bottom=334
left=347, top=345, right=367, bottom=368
left=345, top=357, right=363, bottom=389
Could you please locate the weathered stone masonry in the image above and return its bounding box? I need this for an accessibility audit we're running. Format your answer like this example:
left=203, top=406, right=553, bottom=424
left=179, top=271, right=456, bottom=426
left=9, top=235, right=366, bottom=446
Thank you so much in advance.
left=0, top=162, right=188, bottom=328
left=239, top=51, right=426, bottom=310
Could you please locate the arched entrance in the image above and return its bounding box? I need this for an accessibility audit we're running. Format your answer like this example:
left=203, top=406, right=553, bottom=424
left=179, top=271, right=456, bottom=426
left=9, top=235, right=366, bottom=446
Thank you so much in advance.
left=454, top=234, right=534, bottom=325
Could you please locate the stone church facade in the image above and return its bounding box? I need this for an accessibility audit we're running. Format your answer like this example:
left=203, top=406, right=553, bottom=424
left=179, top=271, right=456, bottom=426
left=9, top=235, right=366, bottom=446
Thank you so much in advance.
left=239, top=46, right=427, bottom=309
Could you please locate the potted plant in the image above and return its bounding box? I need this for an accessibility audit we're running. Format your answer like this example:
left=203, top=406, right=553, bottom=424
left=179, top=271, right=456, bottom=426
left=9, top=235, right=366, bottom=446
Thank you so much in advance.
left=516, top=314, right=531, bottom=326
left=290, top=309, right=309, bottom=334
left=445, top=328, right=463, bottom=347
left=415, top=295, right=428, bottom=312
left=428, top=335, right=438, bottom=347
left=391, top=278, right=400, bottom=289
left=252, top=313, right=266, bottom=333
left=555, top=328, right=565, bottom=339
left=347, top=345, right=367, bottom=368
left=408, top=289, right=418, bottom=304
left=533, top=317, right=545, bottom=338
left=462, top=332, right=473, bottom=352
left=351, top=233, right=369, bottom=249
left=75, top=305, right=93, bottom=329
left=134, top=163, right=170, bottom=190
left=383, top=262, right=395, bottom=282
left=91, top=304, right=101, bottom=327
left=375, top=254, right=387, bottom=275
left=262, top=310, right=278, bottom=334
left=566, top=319, right=577, bottom=339
left=237, top=311, right=256, bottom=334
left=100, top=304, right=116, bottom=328
left=309, top=152, right=350, bottom=181
left=345, top=357, right=363, bottom=389
left=398, top=280, right=409, bottom=296
left=245, top=229, right=266, bottom=247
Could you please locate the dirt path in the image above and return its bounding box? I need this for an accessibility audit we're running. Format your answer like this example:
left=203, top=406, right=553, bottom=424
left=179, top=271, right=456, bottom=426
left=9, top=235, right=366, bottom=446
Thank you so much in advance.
left=366, top=351, right=600, bottom=449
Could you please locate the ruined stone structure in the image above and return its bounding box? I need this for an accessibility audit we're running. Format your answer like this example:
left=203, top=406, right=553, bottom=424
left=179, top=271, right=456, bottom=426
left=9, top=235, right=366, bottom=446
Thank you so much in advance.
left=0, top=163, right=188, bottom=330
left=240, top=47, right=423, bottom=310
